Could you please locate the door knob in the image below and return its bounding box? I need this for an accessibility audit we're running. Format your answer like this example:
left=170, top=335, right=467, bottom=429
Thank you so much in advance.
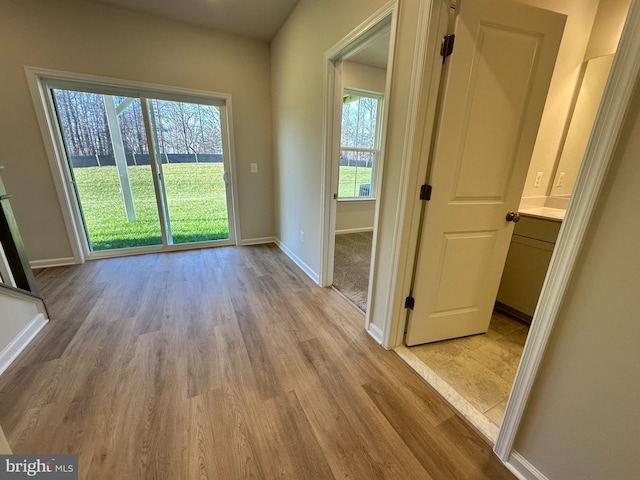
left=506, top=211, right=521, bottom=223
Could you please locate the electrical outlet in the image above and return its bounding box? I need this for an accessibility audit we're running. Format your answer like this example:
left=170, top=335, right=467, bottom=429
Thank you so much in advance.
left=250, top=163, right=258, bottom=173
left=557, top=172, right=565, bottom=187
left=300, top=230, right=304, bottom=243
left=534, top=171, right=543, bottom=188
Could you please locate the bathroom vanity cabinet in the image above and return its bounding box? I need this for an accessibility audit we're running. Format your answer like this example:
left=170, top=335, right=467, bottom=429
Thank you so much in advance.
left=496, top=215, right=562, bottom=322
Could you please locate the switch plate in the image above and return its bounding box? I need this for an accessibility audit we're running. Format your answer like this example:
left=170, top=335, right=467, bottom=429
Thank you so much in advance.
left=557, top=172, right=565, bottom=187
left=300, top=230, right=304, bottom=243
left=534, top=171, right=543, bottom=188
left=250, top=163, right=258, bottom=173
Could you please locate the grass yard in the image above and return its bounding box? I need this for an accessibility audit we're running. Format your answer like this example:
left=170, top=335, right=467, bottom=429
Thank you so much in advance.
left=73, top=163, right=229, bottom=251
left=338, top=166, right=373, bottom=198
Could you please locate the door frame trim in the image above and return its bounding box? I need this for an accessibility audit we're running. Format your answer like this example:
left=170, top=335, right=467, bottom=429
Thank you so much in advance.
left=25, top=67, right=241, bottom=261
left=319, top=0, right=399, bottom=333
left=380, top=0, right=450, bottom=349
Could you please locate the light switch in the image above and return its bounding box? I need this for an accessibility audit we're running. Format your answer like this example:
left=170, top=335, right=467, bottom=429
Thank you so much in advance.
left=250, top=163, right=258, bottom=173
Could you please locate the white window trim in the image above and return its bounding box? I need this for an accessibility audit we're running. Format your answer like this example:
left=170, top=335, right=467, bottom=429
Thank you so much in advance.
left=338, top=88, right=384, bottom=200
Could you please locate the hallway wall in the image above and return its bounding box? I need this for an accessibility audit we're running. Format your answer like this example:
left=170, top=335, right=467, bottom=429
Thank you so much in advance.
left=514, top=73, right=640, bottom=480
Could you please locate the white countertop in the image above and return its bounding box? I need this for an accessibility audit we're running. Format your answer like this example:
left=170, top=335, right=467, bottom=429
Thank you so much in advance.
left=519, top=206, right=565, bottom=221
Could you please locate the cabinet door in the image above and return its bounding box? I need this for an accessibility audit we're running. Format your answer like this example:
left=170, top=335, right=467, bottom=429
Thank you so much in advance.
left=496, top=235, right=555, bottom=317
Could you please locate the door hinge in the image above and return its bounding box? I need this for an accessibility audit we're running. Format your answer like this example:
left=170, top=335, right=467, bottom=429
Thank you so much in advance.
left=419, top=184, right=432, bottom=201
left=441, top=34, right=455, bottom=63
left=405, top=293, right=415, bottom=310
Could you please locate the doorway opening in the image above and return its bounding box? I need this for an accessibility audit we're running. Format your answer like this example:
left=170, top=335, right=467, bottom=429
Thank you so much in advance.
left=33, top=74, right=239, bottom=260
left=321, top=9, right=396, bottom=318
left=333, top=86, right=385, bottom=311
left=395, top=0, right=631, bottom=443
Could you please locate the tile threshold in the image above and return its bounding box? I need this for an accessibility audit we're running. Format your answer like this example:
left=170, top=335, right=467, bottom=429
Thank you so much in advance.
left=394, top=345, right=500, bottom=443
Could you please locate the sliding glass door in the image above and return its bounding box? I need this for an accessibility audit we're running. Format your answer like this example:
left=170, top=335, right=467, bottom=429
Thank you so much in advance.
left=49, top=82, right=234, bottom=256
left=52, top=90, right=163, bottom=251
left=145, top=99, right=230, bottom=245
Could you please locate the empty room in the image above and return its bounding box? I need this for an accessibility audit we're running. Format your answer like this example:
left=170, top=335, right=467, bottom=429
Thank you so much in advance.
left=1, top=0, right=638, bottom=479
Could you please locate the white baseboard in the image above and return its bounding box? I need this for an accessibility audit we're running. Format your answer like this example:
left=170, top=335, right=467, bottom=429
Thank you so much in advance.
left=0, top=313, right=48, bottom=376
left=335, top=227, right=374, bottom=235
left=367, top=322, right=384, bottom=345
left=237, top=236, right=276, bottom=246
left=505, top=451, right=549, bottom=480
left=30, top=257, right=76, bottom=269
left=274, top=238, right=320, bottom=285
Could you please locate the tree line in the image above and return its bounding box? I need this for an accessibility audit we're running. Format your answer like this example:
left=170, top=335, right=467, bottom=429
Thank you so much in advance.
left=53, top=89, right=223, bottom=157
left=341, top=93, right=379, bottom=150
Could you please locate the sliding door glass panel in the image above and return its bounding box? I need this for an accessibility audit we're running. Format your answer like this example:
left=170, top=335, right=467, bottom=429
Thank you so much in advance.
left=51, top=89, right=162, bottom=251
left=147, top=99, right=230, bottom=244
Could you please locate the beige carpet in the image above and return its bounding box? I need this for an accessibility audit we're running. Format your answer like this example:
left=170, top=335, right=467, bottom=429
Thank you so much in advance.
left=333, top=231, right=373, bottom=311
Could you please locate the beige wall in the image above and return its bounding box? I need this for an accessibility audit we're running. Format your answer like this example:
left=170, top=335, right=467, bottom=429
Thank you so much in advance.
left=0, top=0, right=274, bottom=262
left=336, top=201, right=375, bottom=233
left=521, top=0, right=631, bottom=199
left=271, top=0, right=388, bottom=274
left=0, top=294, right=38, bottom=354
left=584, top=0, right=631, bottom=60
left=548, top=0, right=630, bottom=196
left=514, top=76, right=640, bottom=480
left=518, top=0, right=600, bottom=198
left=343, top=61, right=387, bottom=94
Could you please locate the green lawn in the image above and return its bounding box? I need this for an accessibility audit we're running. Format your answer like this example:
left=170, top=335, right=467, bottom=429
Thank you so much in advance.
left=338, top=166, right=373, bottom=198
left=73, top=164, right=229, bottom=251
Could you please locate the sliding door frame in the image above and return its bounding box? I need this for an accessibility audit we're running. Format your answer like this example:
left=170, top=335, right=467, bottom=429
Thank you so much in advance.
left=26, top=67, right=241, bottom=262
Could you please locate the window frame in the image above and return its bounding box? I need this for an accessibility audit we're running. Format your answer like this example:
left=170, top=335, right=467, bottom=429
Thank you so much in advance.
left=25, top=67, right=241, bottom=262
left=338, top=88, right=384, bottom=201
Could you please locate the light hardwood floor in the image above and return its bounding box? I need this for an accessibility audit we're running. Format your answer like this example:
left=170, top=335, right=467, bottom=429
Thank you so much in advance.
left=0, top=245, right=514, bottom=479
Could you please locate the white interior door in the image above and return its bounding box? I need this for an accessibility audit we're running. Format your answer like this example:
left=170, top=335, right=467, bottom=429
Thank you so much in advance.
left=405, top=0, right=565, bottom=346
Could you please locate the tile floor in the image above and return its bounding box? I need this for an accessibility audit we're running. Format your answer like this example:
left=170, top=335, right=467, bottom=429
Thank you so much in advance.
left=395, top=310, right=529, bottom=441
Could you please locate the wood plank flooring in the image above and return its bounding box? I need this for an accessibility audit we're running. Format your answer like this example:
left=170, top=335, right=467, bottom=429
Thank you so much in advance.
left=0, top=244, right=514, bottom=479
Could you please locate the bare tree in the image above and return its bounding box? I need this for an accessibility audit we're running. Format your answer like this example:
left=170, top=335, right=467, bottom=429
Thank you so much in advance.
left=53, top=89, right=224, bottom=158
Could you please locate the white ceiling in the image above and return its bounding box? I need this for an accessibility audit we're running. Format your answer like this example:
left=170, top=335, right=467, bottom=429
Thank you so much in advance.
left=90, top=0, right=301, bottom=41
left=348, top=32, right=390, bottom=70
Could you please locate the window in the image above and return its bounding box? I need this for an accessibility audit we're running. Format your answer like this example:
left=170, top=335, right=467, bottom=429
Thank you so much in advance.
left=338, top=89, right=383, bottom=199
left=44, top=78, right=236, bottom=256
